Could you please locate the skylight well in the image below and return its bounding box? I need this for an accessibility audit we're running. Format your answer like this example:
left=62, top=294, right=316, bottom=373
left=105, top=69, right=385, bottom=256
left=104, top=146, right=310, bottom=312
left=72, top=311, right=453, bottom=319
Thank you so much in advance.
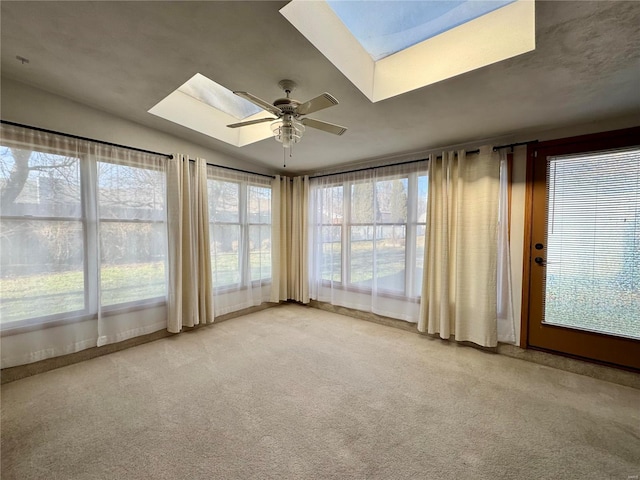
left=281, top=0, right=535, bottom=102
left=148, top=73, right=273, bottom=147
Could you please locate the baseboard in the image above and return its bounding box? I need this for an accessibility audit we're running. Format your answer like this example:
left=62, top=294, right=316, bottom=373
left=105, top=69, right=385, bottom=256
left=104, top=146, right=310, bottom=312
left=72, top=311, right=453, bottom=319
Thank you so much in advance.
left=306, top=301, right=640, bottom=390
left=1, top=302, right=277, bottom=384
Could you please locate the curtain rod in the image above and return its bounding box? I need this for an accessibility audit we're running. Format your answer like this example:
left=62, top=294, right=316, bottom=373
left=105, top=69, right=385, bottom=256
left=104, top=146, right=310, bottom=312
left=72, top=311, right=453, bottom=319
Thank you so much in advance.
left=1, top=119, right=276, bottom=180
left=1, top=120, right=173, bottom=158
left=189, top=158, right=275, bottom=179
left=308, top=140, right=537, bottom=180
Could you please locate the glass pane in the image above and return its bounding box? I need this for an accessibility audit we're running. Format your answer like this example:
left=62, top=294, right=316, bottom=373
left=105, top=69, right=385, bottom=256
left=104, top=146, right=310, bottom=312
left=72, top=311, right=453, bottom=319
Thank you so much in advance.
left=210, top=224, right=241, bottom=287
left=248, top=185, right=271, bottom=224
left=376, top=178, right=407, bottom=223
left=249, top=224, right=271, bottom=281
left=208, top=179, right=239, bottom=223
left=0, top=147, right=81, bottom=217
left=320, top=185, right=343, bottom=224
left=98, top=162, right=165, bottom=220
left=544, top=149, right=640, bottom=339
left=351, top=182, right=375, bottom=224
left=321, top=225, right=341, bottom=282
left=414, top=224, right=426, bottom=297
left=0, top=219, right=84, bottom=323
left=375, top=225, right=406, bottom=293
left=100, top=222, right=166, bottom=306
left=350, top=225, right=374, bottom=286
left=417, top=175, right=428, bottom=222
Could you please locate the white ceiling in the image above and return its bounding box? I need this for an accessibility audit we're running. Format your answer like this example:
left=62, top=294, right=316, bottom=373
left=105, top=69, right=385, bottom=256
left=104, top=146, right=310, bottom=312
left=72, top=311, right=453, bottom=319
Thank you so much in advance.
left=1, top=1, right=639, bottom=174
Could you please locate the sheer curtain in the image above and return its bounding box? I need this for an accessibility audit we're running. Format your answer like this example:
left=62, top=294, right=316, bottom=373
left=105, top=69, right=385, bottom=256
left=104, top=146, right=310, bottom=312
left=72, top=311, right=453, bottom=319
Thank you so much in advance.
left=1, top=123, right=169, bottom=367
left=207, top=166, right=273, bottom=315
left=497, top=150, right=516, bottom=343
left=418, top=146, right=501, bottom=347
left=309, top=162, right=429, bottom=321
left=166, top=155, right=213, bottom=333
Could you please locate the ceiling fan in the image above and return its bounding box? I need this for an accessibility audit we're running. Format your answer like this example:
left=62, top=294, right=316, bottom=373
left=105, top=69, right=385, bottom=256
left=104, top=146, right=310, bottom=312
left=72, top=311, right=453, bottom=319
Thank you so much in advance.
left=227, top=79, right=347, bottom=148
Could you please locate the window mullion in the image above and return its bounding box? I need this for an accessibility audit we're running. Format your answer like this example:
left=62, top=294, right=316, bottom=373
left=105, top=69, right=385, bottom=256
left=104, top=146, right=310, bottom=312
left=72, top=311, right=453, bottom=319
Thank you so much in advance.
left=343, top=182, right=351, bottom=285
left=80, top=155, right=99, bottom=314
left=239, top=182, right=249, bottom=287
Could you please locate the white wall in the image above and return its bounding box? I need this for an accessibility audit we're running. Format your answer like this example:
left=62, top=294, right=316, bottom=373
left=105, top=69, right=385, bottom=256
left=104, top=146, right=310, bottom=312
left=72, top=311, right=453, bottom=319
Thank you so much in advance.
left=0, top=77, right=277, bottom=176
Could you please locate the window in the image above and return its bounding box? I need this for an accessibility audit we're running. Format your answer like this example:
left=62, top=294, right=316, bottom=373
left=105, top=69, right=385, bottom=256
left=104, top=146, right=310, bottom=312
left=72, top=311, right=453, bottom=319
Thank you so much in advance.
left=0, top=146, right=85, bottom=325
left=207, top=169, right=272, bottom=290
left=0, top=137, right=168, bottom=330
left=311, top=168, right=428, bottom=299
left=98, top=160, right=167, bottom=308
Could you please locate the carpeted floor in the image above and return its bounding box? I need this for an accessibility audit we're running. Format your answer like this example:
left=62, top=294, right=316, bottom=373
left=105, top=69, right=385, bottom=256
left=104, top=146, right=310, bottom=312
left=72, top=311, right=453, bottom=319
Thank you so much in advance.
left=1, top=304, right=639, bottom=479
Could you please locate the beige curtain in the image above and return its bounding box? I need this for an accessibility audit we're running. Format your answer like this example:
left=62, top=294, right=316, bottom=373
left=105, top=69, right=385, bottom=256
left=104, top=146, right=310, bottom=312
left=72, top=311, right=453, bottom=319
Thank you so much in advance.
left=271, top=175, right=309, bottom=303
left=418, top=146, right=500, bottom=347
left=289, top=176, right=309, bottom=302
left=166, top=155, right=214, bottom=333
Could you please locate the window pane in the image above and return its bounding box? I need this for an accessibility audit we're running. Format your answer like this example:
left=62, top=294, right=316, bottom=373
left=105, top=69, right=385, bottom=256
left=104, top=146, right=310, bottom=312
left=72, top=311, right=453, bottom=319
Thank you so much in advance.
left=209, top=179, right=239, bottom=222
left=98, top=162, right=165, bottom=220
left=350, top=226, right=374, bottom=286
left=100, top=222, right=166, bottom=306
left=351, top=182, right=375, bottom=223
left=321, top=185, right=343, bottom=223
left=0, top=219, right=84, bottom=323
left=249, top=224, right=271, bottom=281
left=376, top=178, right=407, bottom=223
left=321, top=225, right=341, bottom=282
left=417, top=175, right=428, bottom=222
left=544, top=149, right=640, bottom=339
left=210, top=224, right=241, bottom=287
left=0, top=147, right=81, bottom=217
left=376, top=225, right=406, bottom=293
left=248, top=185, right=271, bottom=224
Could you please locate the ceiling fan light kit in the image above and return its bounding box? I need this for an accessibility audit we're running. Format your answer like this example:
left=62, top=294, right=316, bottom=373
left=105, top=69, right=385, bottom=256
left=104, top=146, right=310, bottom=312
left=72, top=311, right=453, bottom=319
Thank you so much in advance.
left=227, top=79, right=347, bottom=152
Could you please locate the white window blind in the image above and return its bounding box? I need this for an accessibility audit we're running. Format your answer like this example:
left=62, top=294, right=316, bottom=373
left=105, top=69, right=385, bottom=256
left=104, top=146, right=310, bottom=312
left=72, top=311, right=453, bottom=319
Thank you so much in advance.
left=544, top=147, right=640, bottom=339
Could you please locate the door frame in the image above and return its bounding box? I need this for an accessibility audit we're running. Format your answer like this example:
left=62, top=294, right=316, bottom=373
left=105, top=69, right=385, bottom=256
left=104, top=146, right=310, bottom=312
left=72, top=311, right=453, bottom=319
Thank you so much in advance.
left=521, top=126, right=640, bottom=370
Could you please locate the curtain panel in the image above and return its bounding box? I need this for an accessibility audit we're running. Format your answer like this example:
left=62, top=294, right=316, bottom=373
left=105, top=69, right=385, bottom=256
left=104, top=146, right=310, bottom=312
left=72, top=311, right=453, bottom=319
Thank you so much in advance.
left=166, top=155, right=214, bottom=333
left=1, top=123, right=169, bottom=367
left=418, top=146, right=506, bottom=347
left=309, top=161, right=429, bottom=321
left=206, top=166, right=273, bottom=315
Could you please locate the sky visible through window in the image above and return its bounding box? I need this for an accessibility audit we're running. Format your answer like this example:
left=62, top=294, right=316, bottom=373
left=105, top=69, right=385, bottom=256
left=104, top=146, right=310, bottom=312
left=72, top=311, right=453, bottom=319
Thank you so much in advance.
left=326, top=0, right=515, bottom=60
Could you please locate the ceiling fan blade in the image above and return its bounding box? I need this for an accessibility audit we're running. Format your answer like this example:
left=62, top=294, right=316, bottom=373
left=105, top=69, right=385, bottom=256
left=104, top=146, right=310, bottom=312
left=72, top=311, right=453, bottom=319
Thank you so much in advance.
left=227, top=117, right=276, bottom=128
left=296, top=93, right=339, bottom=115
left=301, top=118, right=347, bottom=136
left=233, top=91, right=282, bottom=116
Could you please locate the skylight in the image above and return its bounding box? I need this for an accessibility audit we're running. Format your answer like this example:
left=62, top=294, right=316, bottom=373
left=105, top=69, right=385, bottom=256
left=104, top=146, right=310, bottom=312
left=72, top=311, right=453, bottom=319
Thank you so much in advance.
left=326, top=0, right=516, bottom=60
left=281, top=0, right=535, bottom=102
left=178, top=73, right=261, bottom=120
left=148, top=73, right=273, bottom=147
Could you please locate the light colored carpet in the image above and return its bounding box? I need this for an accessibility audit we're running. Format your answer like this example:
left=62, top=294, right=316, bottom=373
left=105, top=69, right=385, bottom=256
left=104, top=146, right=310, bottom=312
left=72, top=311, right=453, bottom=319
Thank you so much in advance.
left=2, top=304, right=639, bottom=479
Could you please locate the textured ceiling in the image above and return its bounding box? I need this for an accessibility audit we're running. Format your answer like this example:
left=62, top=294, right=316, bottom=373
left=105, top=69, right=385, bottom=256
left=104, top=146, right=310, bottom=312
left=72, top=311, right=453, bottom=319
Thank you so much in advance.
left=1, top=1, right=639, bottom=174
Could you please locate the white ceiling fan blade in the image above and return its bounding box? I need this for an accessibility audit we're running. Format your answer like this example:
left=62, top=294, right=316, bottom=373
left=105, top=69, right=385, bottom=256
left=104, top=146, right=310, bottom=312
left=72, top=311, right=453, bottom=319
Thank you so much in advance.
left=301, top=117, right=347, bottom=136
left=227, top=117, right=276, bottom=128
left=233, top=91, right=282, bottom=116
left=297, top=93, right=338, bottom=115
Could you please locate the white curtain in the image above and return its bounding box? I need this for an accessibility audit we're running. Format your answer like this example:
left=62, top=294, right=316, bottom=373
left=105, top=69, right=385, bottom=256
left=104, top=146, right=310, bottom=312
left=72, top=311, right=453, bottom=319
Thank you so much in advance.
left=1, top=123, right=169, bottom=367
left=207, top=166, right=272, bottom=315
left=418, top=146, right=501, bottom=347
left=309, top=162, right=429, bottom=321
left=497, top=150, right=516, bottom=343
left=166, top=155, right=214, bottom=333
